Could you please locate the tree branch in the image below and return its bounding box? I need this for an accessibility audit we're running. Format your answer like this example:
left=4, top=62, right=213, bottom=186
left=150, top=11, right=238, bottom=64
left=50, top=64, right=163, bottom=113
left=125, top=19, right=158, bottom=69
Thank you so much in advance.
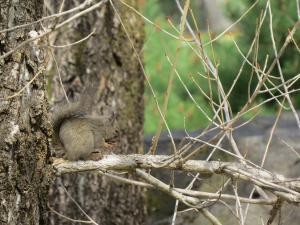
left=52, top=154, right=300, bottom=203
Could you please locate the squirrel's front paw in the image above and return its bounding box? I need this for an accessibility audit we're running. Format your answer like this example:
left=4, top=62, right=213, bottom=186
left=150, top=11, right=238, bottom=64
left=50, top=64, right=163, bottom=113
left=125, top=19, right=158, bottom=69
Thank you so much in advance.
left=87, top=151, right=104, bottom=161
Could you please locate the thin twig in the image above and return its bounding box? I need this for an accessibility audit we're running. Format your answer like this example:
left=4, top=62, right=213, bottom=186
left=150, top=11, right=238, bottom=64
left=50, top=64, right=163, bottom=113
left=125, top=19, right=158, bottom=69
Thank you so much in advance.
left=60, top=184, right=99, bottom=225
left=268, top=3, right=300, bottom=130
left=0, top=0, right=96, bottom=34
left=109, top=0, right=178, bottom=153
left=0, top=66, right=46, bottom=100
left=48, top=205, right=94, bottom=224
left=0, top=0, right=108, bottom=60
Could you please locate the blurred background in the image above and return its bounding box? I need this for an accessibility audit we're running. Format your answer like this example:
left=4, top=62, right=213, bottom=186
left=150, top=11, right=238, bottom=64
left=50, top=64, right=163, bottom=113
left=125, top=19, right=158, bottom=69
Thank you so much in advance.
left=140, top=0, right=300, bottom=134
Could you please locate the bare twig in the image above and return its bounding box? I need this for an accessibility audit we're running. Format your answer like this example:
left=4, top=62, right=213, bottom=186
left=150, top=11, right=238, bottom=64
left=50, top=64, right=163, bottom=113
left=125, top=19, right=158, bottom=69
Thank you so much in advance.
left=60, top=184, right=99, bottom=225
left=0, top=0, right=96, bottom=34
left=98, top=170, right=276, bottom=205
left=202, top=0, right=259, bottom=46
left=48, top=205, right=94, bottom=224
left=0, top=0, right=108, bottom=60
left=49, top=47, right=69, bottom=103
left=109, top=0, right=178, bottom=154
left=267, top=199, right=283, bottom=225
left=0, top=66, right=46, bottom=100
left=199, top=208, right=223, bottom=225
left=268, top=3, right=300, bottom=130
left=49, top=29, right=95, bottom=48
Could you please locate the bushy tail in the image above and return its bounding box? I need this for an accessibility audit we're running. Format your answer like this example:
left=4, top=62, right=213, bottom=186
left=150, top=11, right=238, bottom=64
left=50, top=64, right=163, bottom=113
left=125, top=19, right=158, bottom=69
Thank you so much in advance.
left=51, top=84, right=98, bottom=148
left=52, top=101, right=87, bottom=147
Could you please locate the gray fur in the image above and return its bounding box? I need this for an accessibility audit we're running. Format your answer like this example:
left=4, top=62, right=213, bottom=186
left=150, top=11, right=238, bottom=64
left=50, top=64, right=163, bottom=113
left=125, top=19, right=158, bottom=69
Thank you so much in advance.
left=52, top=102, right=116, bottom=160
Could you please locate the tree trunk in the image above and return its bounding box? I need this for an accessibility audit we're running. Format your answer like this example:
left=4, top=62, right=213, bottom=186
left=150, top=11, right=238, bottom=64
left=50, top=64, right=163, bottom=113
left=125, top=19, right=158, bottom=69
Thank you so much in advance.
left=48, top=1, right=146, bottom=224
left=0, top=1, right=52, bottom=225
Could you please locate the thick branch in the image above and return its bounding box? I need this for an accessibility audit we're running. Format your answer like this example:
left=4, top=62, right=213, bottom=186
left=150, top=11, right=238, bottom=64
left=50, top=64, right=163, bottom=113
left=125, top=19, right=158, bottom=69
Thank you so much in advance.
left=52, top=154, right=300, bottom=203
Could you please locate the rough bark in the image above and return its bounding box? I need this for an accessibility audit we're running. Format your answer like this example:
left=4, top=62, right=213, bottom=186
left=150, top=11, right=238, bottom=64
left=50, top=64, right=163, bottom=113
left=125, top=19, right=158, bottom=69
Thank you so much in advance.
left=48, top=1, right=146, bottom=224
left=0, top=1, right=52, bottom=224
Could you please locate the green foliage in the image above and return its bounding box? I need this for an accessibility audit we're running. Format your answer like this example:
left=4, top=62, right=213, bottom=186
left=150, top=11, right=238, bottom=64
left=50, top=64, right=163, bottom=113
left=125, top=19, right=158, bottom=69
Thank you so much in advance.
left=142, top=1, right=214, bottom=133
left=223, top=0, right=300, bottom=110
left=141, top=0, right=300, bottom=134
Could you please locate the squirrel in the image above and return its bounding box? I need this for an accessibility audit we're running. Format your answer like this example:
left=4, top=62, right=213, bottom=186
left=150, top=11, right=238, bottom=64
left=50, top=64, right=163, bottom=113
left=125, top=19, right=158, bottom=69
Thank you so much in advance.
left=51, top=100, right=117, bottom=161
